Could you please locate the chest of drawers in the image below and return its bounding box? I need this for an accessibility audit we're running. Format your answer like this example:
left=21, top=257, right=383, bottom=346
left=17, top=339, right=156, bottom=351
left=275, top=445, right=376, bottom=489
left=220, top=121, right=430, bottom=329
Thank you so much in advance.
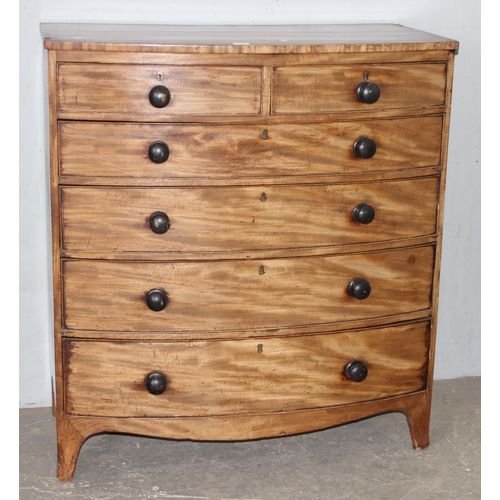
left=42, top=23, right=458, bottom=481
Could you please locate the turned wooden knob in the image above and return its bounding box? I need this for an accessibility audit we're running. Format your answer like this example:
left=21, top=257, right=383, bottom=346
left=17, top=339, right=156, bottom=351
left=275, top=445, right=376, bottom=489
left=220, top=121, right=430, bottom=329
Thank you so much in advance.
left=146, top=371, right=167, bottom=395
left=148, top=141, right=169, bottom=164
left=149, top=85, right=171, bottom=108
left=353, top=137, right=377, bottom=159
left=149, top=211, right=170, bottom=234
left=348, top=278, right=371, bottom=300
left=356, top=81, right=380, bottom=104
left=352, top=203, right=375, bottom=224
left=146, top=289, right=168, bottom=311
left=344, top=360, right=368, bottom=382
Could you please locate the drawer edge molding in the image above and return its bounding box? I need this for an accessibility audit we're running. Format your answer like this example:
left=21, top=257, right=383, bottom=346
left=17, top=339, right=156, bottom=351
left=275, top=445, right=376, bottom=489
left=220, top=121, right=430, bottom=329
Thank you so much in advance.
left=60, top=311, right=433, bottom=340
left=59, top=234, right=438, bottom=262
left=58, top=167, right=443, bottom=188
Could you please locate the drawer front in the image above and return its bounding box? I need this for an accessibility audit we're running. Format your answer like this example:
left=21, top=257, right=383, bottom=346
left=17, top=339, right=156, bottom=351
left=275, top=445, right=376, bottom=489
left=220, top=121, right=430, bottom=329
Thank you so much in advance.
left=273, top=63, right=447, bottom=114
left=61, top=178, right=439, bottom=255
left=63, top=321, right=429, bottom=417
left=62, top=246, right=434, bottom=333
left=58, top=116, right=442, bottom=179
left=57, top=63, right=262, bottom=116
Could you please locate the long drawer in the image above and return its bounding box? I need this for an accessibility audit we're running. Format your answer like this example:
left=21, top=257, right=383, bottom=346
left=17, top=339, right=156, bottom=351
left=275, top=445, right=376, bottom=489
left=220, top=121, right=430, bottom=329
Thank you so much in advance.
left=62, top=245, right=434, bottom=333
left=58, top=116, right=443, bottom=180
left=57, top=63, right=263, bottom=116
left=272, top=63, right=447, bottom=114
left=60, top=177, right=439, bottom=256
left=63, top=321, right=430, bottom=417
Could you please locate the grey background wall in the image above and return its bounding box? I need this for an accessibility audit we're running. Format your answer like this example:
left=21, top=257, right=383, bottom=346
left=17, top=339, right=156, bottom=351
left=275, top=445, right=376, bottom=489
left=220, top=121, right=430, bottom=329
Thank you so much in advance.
left=19, top=0, right=480, bottom=407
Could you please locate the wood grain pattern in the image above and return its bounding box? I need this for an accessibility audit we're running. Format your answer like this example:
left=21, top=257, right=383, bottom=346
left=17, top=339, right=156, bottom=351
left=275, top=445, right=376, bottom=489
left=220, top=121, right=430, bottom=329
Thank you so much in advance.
left=273, top=63, right=447, bottom=114
left=63, top=321, right=429, bottom=417
left=42, top=23, right=459, bottom=54
left=62, top=245, right=434, bottom=333
left=57, top=63, right=262, bottom=115
left=58, top=116, right=442, bottom=180
left=52, top=49, right=453, bottom=66
left=60, top=177, right=439, bottom=257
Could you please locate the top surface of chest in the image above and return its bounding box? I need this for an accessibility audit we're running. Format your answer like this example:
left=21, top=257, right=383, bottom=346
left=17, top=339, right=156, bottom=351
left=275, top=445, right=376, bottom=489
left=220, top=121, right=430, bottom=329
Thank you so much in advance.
left=41, top=23, right=458, bottom=54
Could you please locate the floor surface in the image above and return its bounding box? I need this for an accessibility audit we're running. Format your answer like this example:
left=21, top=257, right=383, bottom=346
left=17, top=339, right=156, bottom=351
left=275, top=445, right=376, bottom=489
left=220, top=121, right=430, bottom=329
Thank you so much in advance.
left=19, top=377, right=480, bottom=499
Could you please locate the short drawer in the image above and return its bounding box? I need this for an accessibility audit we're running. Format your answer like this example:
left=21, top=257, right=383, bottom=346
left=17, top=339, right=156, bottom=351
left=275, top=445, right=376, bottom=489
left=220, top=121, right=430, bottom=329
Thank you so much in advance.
left=63, top=321, right=429, bottom=417
left=58, top=116, right=442, bottom=180
left=62, top=245, right=434, bottom=333
left=60, top=177, right=439, bottom=256
left=57, top=63, right=262, bottom=116
left=272, top=63, right=447, bottom=114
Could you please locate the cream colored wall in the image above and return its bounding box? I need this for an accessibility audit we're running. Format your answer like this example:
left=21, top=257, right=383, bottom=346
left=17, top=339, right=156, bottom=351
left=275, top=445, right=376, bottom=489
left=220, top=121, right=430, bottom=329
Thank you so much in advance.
left=19, top=0, right=481, bottom=406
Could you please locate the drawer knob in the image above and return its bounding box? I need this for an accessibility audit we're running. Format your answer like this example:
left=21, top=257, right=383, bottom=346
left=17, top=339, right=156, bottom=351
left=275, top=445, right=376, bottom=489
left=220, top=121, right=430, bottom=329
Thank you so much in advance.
left=149, top=211, right=171, bottom=234
left=344, top=360, right=368, bottom=382
left=353, top=137, right=377, bottom=159
left=348, top=278, right=371, bottom=300
left=356, top=81, right=380, bottom=104
left=146, top=288, right=168, bottom=311
left=146, top=371, right=168, bottom=395
left=149, top=85, right=171, bottom=108
left=148, top=141, right=170, bottom=164
left=352, top=203, right=375, bottom=224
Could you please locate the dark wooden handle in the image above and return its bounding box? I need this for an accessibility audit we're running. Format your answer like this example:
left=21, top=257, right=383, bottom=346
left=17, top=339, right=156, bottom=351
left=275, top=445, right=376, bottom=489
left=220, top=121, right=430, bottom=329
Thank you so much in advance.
left=149, top=211, right=171, bottom=235
left=353, top=137, right=377, bottom=159
left=149, top=85, right=171, bottom=108
left=357, top=81, right=380, bottom=104
left=352, top=203, right=375, bottom=224
left=348, top=278, right=371, bottom=299
left=148, top=141, right=170, bottom=164
left=146, top=371, right=167, bottom=395
left=344, top=361, right=368, bottom=382
left=146, top=289, right=168, bottom=311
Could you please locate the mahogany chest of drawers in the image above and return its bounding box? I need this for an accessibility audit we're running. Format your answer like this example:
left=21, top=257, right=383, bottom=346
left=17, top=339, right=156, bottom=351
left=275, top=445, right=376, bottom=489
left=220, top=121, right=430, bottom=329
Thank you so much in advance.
left=42, top=23, right=458, bottom=481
